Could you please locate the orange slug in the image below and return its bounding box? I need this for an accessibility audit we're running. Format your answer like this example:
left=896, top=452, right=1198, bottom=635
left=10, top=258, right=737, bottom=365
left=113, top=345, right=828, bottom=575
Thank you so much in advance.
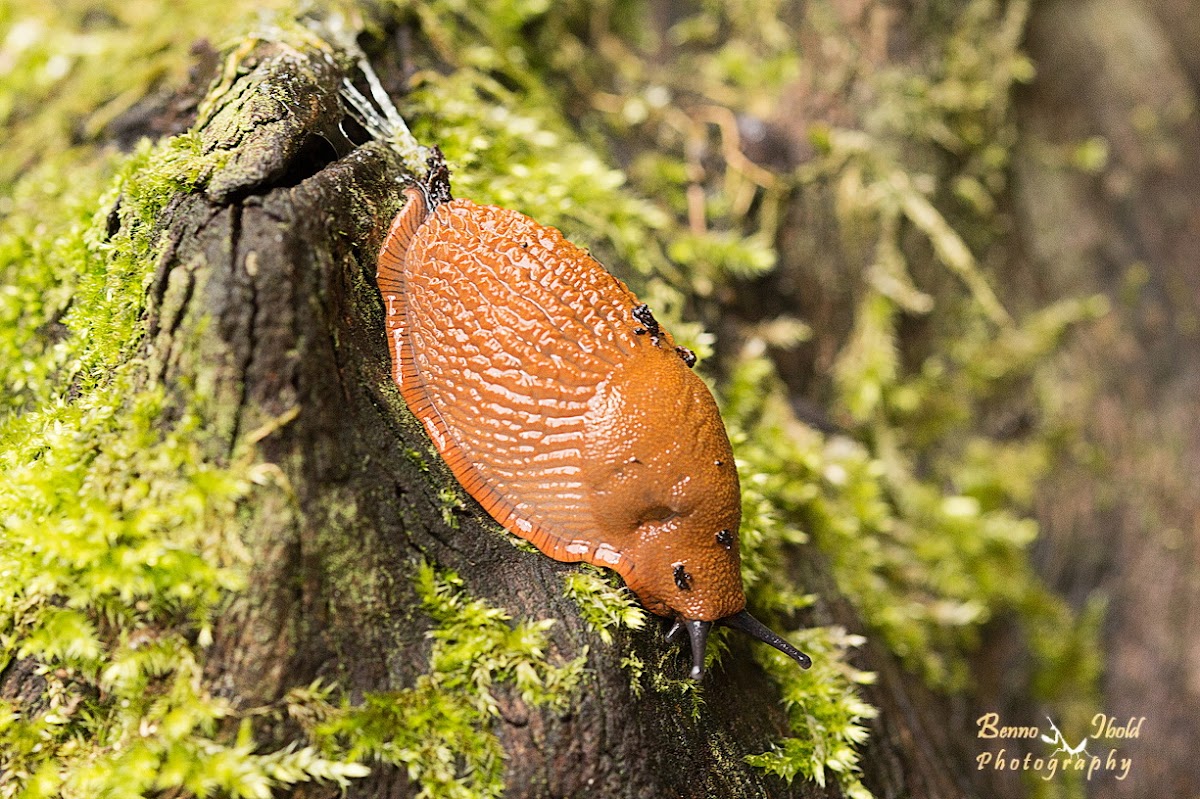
left=377, top=151, right=810, bottom=679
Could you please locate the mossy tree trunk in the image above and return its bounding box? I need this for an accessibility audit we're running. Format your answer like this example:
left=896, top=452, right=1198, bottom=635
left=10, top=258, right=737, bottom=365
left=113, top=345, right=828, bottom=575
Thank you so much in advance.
left=25, top=0, right=1200, bottom=795
left=0, top=32, right=1012, bottom=799
left=118, top=39, right=818, bottom=799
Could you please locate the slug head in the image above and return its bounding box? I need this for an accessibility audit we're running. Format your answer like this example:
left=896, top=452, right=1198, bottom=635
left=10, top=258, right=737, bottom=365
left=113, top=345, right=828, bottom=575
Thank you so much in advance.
left=586, top=348, right=747, bottom=623
left=584, top=353, right=812, bottom=679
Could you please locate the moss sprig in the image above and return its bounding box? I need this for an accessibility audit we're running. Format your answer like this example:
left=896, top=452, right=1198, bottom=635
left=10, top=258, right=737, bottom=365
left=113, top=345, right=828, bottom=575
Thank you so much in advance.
left=313, top=562, right=585, bottom=798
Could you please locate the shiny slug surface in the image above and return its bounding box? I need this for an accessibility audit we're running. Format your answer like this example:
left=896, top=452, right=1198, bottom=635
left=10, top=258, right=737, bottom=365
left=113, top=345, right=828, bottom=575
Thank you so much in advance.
left=378, top=185, right=745, bottom=623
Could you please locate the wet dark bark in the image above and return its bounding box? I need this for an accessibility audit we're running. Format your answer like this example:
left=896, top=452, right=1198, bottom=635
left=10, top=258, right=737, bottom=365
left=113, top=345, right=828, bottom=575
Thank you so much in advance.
left=2, top=32, right=1012, bottom=799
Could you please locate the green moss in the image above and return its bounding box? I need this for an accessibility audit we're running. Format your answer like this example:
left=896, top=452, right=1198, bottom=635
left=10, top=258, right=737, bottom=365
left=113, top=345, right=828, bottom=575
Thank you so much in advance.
left=311, top=563, right=583, bottom=799
left=720, top=1, right=1101, bottom=789
left=743, top=629, right=876, bottom=798
left=0, top=126, right=366, bottom=797
left=561, top=565, right=647, bottom=647
left=561, top=565, right=649, bottom=690
left=436, top=484, right=467, bottom=530
left=796, top=0, right=1104, bottom=702
left=0, top=1, right=288, bottom=191
left=0, top=155, right=109, bottom=416
left=715, top=361, right=875, bottom=793
left=617, top=652, right=647, bottom=697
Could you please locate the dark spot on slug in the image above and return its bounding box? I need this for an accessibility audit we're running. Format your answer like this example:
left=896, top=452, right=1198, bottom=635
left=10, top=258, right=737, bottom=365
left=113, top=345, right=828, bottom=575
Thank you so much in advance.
left=716, top=529, right=734, bottom=550
left=673, top=562, right=692, bottom=590
left=715, top=459, right=724, bottom=467
left=632, top=303, right=662, bottom=346
left=676, top=346, right=697, bottom=368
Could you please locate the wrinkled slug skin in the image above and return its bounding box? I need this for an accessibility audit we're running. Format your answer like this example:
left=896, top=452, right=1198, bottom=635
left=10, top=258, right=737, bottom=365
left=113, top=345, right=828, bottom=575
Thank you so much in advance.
left=377, top=188, right=746, bottom=622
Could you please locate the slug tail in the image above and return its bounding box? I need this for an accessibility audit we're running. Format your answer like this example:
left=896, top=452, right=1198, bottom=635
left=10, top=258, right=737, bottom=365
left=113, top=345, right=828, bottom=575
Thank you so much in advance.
left=378, top=146, right=453, bottom=288
left=378, top=187, right=429, bottom=288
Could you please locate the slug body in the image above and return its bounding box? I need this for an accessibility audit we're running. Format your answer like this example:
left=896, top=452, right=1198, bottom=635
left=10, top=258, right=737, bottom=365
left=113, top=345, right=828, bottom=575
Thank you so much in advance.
left=378, top=156, right=810, bottom=679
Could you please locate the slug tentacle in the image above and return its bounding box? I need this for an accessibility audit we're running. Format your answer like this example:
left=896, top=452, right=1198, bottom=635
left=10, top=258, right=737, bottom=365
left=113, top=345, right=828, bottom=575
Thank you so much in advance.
left=665, top=619, right=685, bottom=643
left=669, top=612, right=811, bottom=680
left=721, top=609, right=812, bottom=670
left=684, top=619, right=713, bottom=680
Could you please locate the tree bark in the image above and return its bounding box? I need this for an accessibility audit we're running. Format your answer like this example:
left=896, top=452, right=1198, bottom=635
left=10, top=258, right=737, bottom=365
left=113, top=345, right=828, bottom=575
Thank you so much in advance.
left=1016, top=0, right=1200, bottom=795
left=50, top=32, right=1014, bottom=799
